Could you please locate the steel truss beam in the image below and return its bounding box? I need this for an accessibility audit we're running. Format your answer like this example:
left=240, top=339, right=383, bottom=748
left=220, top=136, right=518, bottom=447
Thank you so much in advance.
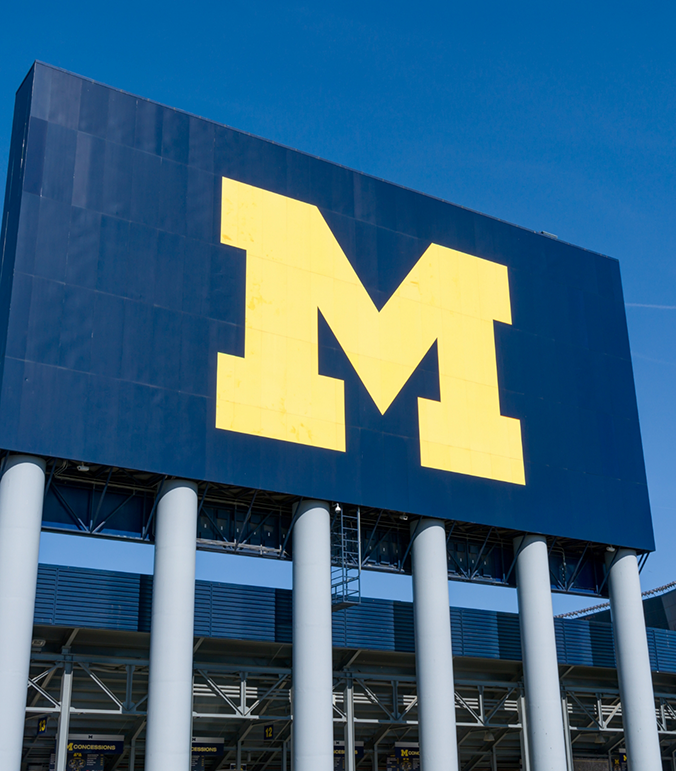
left=36, top=457, right=612, bottom=594
left=26, top=653, right=676, bottom=737
left=24, top=650, right=676, bottom=771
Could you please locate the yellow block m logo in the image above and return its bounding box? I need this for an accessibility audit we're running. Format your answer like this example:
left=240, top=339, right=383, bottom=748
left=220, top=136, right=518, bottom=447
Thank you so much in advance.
left=216, top=177, right=524, bottom=485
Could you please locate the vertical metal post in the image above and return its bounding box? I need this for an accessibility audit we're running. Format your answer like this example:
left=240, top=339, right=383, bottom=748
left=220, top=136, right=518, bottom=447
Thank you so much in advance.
left=190, top=673, right=195, bottom=744
left=290, top=716, right=294, bottom=771
left=55, top=662, right=73, bottom=771
left=129, top=738, right=136, bottom=771
left=518, top=693, right=531, bottom=771
left=514, top=535, right=567, bottom=771
left=124, top=665, right=135, bottom=711
left=410, top=518, right=458, bottom=771
left=145, top=480, right=198, bottom=771
left=345, top=678, right=356, bottom=771
left=561, top=693, right=574, bottom=771
left=607, top=548, right=662, bottom=768
left=236, top=739, right=242, bottom=770
left=292, top=500, right=333, bottom=771
left=0, top=455, right=46, bottom=771
left=282, top=739, right=288, bottom=771
left=128, top=719, right=145, bottom=771
left=373, top=743, right=379, bottom=771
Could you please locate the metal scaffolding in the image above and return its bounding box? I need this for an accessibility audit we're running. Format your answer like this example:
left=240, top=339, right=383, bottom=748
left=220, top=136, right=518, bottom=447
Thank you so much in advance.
left=331, top=506, right=362, bottom=609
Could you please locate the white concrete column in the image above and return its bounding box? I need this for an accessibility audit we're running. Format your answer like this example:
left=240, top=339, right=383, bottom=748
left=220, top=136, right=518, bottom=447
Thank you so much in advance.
left=606, top=548, right=661, bottom=768
left=292, top=500, right=333, bottom=771
left=0, top=454, right=46, bottom=771
left=410, top=518, right=458, bottom=771
left=145, top=479, right=198, bottom=771
left=514, top=535, right=567, bottom=771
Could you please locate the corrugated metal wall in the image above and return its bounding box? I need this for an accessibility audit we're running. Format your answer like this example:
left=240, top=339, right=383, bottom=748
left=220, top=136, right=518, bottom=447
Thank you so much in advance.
left=33, top=564, right=676, bottom=673
left=35, top=564, right=142, bottom=632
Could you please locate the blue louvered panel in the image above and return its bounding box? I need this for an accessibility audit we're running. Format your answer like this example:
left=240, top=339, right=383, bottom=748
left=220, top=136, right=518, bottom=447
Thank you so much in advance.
left=34, top=564, right=58, bottom=624
left=206, top=582, right=277, bottom=641
left=333, top=608, right=349, bottom=648
left=557, top=618, right=594, bottom=666
left=459, top=608, right=500, bottom=659
left=138, top=574, right=153, bottom=632
left=275, top=589, right=292, bottom=644
left=346, top=599, right=395, bottom=650
left=586, top=622, right=616, bottom=669
left=495, top=612, right=522, bottom=660
left=450, top=608, right=463, bottom=656
left=33, top=564, right=676, bottom=670
left=554, top=618, right=568, bottom=662
left=52, top=566, right=141, bottom=631
left=652, top=629, right=676, bottom=673
left=392, top=601, right=414, bottom=653
left=646, top=628, right=659, bottom=671
left=194, top=582, right=213, bottom=637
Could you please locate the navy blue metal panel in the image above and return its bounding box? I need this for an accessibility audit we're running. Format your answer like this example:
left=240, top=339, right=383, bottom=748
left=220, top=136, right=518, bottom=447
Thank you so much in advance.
left=646, top=628, right=659, bottom=672
left=554, top=617, right=568, bottom=662
left=555, top=618, right=617, bottom=669
left=141, top=576, right=279, bottom=641
left=652, top=629, right=676, bottom=673
left=303, top=596, right=412, bottom=652
left=495, top=612, right=522, bottom=661
left=587, top=622, right=617, bottom=669
left=345, top=598, right=396, bottom=651
left=332, top=607, right=348, bottom=649
left=642, top=595, right=670, bottom=630
left=138, top=574, right=153, bottom=633
left=450, top=608, right=463, bottom=657
left=0, top=69, right=34, bottom=393
left=193, top=582, right=213, bottom=637
left=34, top=564, right=58, bottom=623
left=274, top=588, right=292, bottom=644
left=0, top=63, right=653, bottom=549
left=392, top=601, right=415, bottom=653
left=34, top=565, right=142, bottom=631
left=204, top=581, right=277, bottom=642
left=456, top=608, right=501, bottom=659
left=31, top=565, right=676, bottom=673
left=555, top=618, right=593, bottom=666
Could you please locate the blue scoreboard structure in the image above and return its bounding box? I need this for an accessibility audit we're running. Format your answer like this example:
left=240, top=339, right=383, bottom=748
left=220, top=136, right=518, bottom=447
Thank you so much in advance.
left=0, top=63, right=665, bottom=771
left=0, top=62, right=652, bottom=550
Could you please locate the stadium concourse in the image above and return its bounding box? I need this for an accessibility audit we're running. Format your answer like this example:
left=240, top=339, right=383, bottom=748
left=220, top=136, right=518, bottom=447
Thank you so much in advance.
left=16, top=563, right=676, bottom=770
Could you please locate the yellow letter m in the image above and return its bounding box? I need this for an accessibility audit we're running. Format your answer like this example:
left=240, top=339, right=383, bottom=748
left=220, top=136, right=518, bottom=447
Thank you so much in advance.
left=216, top=177, right=524, bottom=485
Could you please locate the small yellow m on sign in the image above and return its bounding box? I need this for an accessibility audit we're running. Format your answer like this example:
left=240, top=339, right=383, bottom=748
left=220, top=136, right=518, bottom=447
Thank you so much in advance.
left=216, top=177, right=524, bottom=485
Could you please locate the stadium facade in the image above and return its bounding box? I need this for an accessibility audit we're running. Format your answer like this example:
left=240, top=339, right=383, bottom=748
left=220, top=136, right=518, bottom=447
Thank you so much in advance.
left=0, top=62, right=666, bottom=770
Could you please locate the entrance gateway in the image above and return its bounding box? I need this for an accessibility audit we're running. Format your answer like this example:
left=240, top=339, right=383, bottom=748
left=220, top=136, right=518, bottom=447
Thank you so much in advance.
left=0, top=62, right=660, bottom=769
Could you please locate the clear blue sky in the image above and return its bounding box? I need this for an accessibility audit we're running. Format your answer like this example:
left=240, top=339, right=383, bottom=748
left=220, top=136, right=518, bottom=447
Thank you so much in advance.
left=1, top=1, right=675, bottom=614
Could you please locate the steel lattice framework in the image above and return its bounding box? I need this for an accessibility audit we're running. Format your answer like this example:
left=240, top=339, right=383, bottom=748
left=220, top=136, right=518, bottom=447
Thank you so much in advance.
left=34, top=458, right=617, bottom=597
left=21, top=627, right=676, bottom=770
